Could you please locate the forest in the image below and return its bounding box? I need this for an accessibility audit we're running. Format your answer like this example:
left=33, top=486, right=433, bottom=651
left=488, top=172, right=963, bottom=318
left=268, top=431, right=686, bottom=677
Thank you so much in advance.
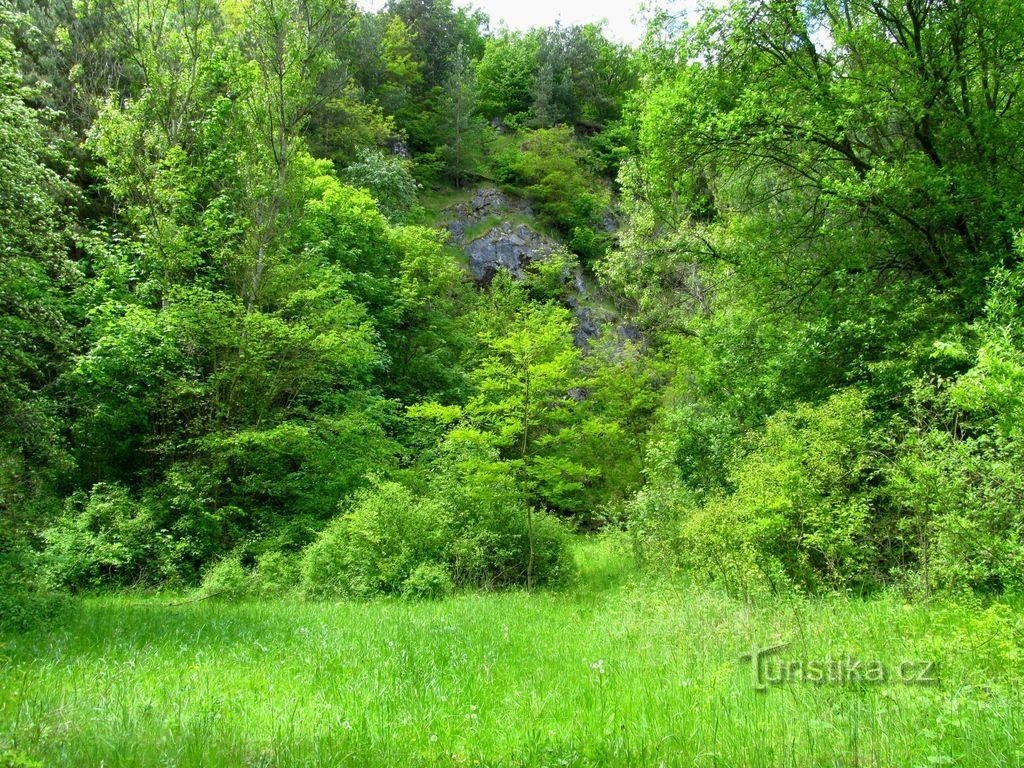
left=1, top=0, right=1023, bottom=765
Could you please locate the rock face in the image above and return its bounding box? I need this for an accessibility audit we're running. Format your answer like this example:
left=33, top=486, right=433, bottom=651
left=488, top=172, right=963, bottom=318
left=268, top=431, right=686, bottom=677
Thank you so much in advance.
left=465, top=222, right=560, bottom=283
left=445, top=187, right=532, bottom=242
left=445, top=187, right=560, bottom=284
left=386, top=138, right=411, bottom=158
left=441, top=185, right=643, bottom=352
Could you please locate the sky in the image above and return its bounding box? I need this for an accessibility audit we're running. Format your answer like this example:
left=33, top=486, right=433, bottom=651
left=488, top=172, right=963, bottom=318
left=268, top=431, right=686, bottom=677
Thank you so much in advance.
left=463, top=0, right=653, bottom=45
left=358, top=0, right=671, bottom=46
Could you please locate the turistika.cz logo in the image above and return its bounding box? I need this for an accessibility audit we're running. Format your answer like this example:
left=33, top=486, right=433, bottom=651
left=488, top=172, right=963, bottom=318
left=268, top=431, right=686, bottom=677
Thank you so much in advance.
left=740, top=642, right=940, bottom=692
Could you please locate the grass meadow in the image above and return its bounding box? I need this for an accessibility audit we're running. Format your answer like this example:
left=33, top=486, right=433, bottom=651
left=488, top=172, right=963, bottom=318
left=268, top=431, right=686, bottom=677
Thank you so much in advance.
left=1, top=537, right=1021, bottom=767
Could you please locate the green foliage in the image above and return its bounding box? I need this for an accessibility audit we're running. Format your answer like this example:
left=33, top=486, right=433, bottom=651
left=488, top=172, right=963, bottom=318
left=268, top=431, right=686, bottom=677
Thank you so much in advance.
left=0, top=751, right=43, bottom=768
left=427, top=432, right=575, bottom=588
left=301, top=456, right=575, bottom=599
left=42, top=483, right=183, bottom=590
left=401, top=561, right=454, bottom=600
left=0, top=7, right=75, bottom=624
left=300, top=480, right=451, bottom=599
left=194, top=549, right=303, bottom=601
left=495, top=127, right=610, bottom=259
left=637, top=391, right=877, bottom=596
left=251, top=550, right=300, bottom=598
left=475, top=32, right=538, bottom=123
left=0, top=539, right=67, bottom=634
left=342, top=148, right=420, bottom=223
left=882, top=262, right=1024, bottom=596
left=439, top=43, right=484, bottom=187
left=7, top=0, right=1024, bottom=610
left=690, top=391, right=875, bottom=593
left=475, top=24, right=635, bottom=130
left=200, top=555, right=251, bottom=600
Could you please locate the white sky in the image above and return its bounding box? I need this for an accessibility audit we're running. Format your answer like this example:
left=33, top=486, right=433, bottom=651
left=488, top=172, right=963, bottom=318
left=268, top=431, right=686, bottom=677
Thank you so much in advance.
left=359, top=0, right=676, bottom=46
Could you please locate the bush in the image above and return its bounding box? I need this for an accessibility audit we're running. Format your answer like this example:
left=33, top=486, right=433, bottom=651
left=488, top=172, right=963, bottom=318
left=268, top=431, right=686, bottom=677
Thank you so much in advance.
left=429, top=435, right=575, bottom=589
left=494, top=127, right=610, bottom=260
left=882, top=266, right=1024, bottom=596
left=0, top=541, right=68, bottom=633
left=668, top=390, right=876, bottom=595
left=200, top=555, right=252, bottom=600
left=341, top=148, right=419, bottom=223
left=401, top=562, right=454, bottom=600
left=42, top=483, right=183, bottom=590
left=301, top=480, right=450, bottom=599
left=886, top=409, right=1024, bottom=596
left=252, top=551, right=300, bottom=598
left=300, top=452, right=577, bottom=600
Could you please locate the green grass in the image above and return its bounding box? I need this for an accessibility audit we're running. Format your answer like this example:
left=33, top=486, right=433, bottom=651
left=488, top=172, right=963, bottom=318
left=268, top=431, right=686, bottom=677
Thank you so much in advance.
left=1, top=537, right=1022, bottom=767
left=413, top=187, right=477, bottom=228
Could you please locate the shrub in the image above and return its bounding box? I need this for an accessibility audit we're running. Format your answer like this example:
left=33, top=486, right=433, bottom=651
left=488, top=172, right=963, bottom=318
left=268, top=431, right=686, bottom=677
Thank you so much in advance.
left=252, top=551, right=300, bottom=598
left=883, top=267, right=1024, bottom=596
left=0, top=540, right=68, bottom=633
left=401, top=562, right=454, bottom=600
left=494, top=127, right=609, bottom=260
left=301, top=480, right=450, bottom=599
left=301, top=453, right=577, bottom=599
left=341, top=148, right=419, bottom=223
left=42, top=483, right=182, bottom=590
left=672, top=390, right=876, bottom=595
left=430, top=435, right=575, bottom=589
left=886, top=412, right=1024, bottom=596
left=200, top=555, right=252, bottom=600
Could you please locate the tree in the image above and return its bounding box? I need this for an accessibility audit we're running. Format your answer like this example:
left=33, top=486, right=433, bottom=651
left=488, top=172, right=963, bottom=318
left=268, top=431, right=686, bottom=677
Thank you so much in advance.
left=439, top=42, right=481, bottom=187
left=475, top=30, right=538, bottom=123
left=342, top=147, right=419, bottom=222
left=385, top=0, right=484, bottom=89
left=630, top=0, right=1024, bottom=310
left=0, top=5, right=75, bottom=627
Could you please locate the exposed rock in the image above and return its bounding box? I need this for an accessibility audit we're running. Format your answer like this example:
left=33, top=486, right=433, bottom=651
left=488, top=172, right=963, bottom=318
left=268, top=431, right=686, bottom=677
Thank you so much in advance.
left=567, top=387, right=589, bottom=402
left=465, top=222, right=560, bottom=283
left=573, top=306, right=602, bottom=348
left=386, top=139, right=411, bottom=158
left=571, top=305, right=645, bottom=356
left=616, top=324, right=642, bottom=343
left=439, top=184, right=644, bottom=352
left=443, top=186, right=532, bottom=245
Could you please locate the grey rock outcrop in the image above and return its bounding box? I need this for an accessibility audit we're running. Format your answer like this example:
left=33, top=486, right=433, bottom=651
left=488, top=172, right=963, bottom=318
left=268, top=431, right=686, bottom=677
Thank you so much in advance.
left=439, top=184, right=643, bottom=351
left=444, top=186, right=556, bottom=284
left=465, top=222, right=560, bottom=283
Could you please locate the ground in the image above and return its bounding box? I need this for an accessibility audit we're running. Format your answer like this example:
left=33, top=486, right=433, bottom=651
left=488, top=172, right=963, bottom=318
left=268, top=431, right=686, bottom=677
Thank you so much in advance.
left=1, top=537, right=1021, bottom=767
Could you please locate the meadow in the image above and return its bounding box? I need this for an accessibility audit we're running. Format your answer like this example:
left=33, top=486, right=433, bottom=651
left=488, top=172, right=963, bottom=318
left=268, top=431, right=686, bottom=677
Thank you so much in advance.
left=1, top=538, right=1021, bottom=768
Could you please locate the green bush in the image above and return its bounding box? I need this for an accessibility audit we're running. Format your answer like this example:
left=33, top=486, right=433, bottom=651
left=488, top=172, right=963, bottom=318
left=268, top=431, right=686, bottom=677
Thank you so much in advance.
left=301, top=480, right=450, bottom=599
left=669, top=390, right=876, bottom=595
left=301, top=456, right=576, bottom=600
left=252, top=551, right=300, bottom=598
left=0, top=750, right=44, bottom=768
left=881, top=266, right=1024, bottom=596
left=42, top=483, right=183, bottom=590
left=200, top=556, right=252, bottom=600
left=494, top=127, right=610, bottom=260
left=429, top=436, right=575, bottom=589
left=0, top=540, right=68, bottom=633
left=401, top=562, right=454, bottom=600
left=341, top=149, right=419, bottom=223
